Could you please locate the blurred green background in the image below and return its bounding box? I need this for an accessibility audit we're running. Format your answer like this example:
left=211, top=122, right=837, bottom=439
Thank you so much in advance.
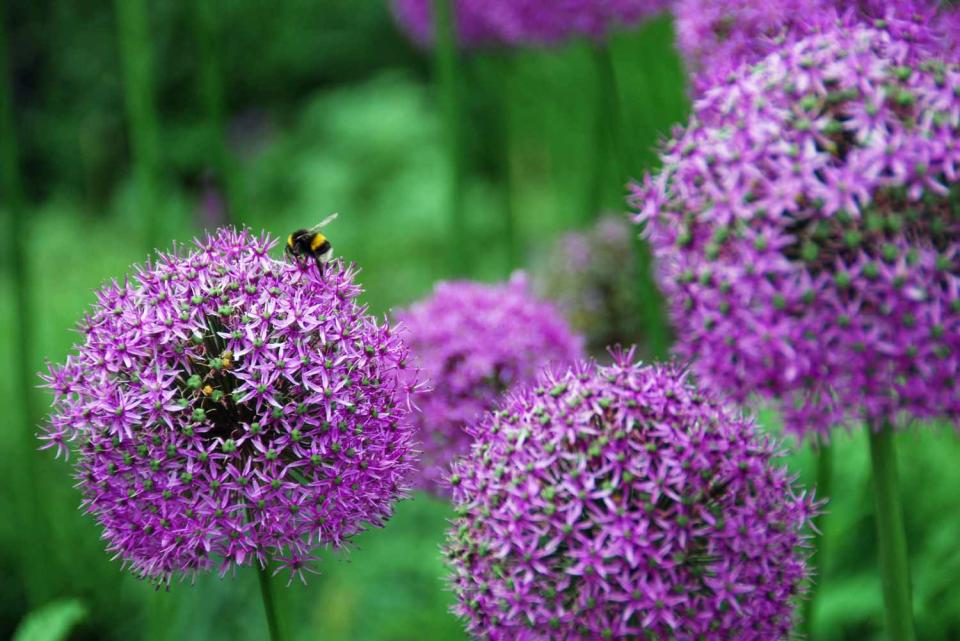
left=1, top=2, right=959, bottom=640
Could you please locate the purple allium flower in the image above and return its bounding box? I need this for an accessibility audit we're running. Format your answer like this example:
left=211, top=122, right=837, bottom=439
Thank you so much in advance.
left=537, top=214, right=643, bottom=355
left=39, top=228, right=419, bottom=583
left=944, top=5, right=960, bottom=53
left=395, top=274, right=583, bottom=495
left=674, top=0, right=957, bottom=94
left=632, top=23, right=960, bottom=438
left=391, top=0, right=670, bottom=49
left=445, top=350, right=818, bottom=641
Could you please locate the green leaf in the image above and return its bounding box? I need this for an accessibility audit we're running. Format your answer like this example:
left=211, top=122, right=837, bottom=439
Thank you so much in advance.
left=12, top=599, right=87, bottom=641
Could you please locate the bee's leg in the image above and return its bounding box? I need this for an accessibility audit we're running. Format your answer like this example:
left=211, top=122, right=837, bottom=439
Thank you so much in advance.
left=314, top=254, right=325, bottom=277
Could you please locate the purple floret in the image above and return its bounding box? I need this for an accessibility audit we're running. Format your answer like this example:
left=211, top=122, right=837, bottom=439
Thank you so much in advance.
left=396, top=274, right=584, bottom=496
left=40, top=228, right=420, bottom=583
left=391, top=0, right=669, bottom=49
left=633, top=23, right=960, bottom=438
left=675, top=0, right=957, bottom=95
left=445, top=350, right=818, bottom=641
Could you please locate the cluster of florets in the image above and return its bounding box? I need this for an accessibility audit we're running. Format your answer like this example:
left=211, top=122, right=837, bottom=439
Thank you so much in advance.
left=391, top=0, right=669, bottom=49
left=633, top=24, right=960, bottom=437
left=445, top=352, right=818, bottom=641
left=40, top=228, right=419, bottom=582
left=945, top=6, right=960, bottom=53
left=537, top=214, right=643, bottom=354
left=674, top=0, right=956, bottom=94
left=395, top=275, right=583, bottom=495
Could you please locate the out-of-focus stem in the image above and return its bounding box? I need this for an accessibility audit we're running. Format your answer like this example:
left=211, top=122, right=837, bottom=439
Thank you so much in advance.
left=114, top=0, right=163, bottom=249
left=591, top=43, right=670, bottom=359
left=0, top=0, right=49, bottom=604
left=193, top=0, right=236, bottom=224
left=495, top=53, right=518, bottom=272
left=431, top=0, right=469, bottom=276
left=257, top=564, right=284, bottom=641
left=802, top=440, right=833, bottom=637
left=867, top=421, right=916, bottom=641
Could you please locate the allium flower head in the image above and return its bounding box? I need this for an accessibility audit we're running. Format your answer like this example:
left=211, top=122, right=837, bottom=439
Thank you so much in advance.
left=633, top=24, right=960, bottom=437
left=40, top=228, right=419, bottom=582
left=391, top=0, right=669, bottom=49
left=396, top=274, right=583, bottom=494
left=675, top=0, right=956, bottom=94
left=945, top=5, right=960, bottom=53
left=537, top=214, right=642, bottom=354
left=445, top=351, right=818, bottom=641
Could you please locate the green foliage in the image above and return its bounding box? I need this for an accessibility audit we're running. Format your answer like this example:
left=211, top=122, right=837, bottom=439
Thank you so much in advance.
left=6, top=0, right=417, bottom=201
left=1, top=4, right=958, bottom=640
left=12, top=599, right=87, bottom=641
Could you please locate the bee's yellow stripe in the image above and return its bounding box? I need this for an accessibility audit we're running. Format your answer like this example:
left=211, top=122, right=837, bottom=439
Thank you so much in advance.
left=287, top=234, right=295, bottom=248
left=309, top=233, right=327, bottom=251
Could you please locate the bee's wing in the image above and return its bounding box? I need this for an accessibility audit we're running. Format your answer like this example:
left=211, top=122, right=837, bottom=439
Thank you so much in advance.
left=310, top=212, right=339, bottom=231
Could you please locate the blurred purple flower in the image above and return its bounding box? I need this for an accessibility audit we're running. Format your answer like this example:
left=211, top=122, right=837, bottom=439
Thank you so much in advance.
left=197, top=175, right=229, bottom=230
left=537, top=214, right=643, bottom=354
left=446, top=350, right=818, bottom=640
left=632, top=23, right=960, bottom=438
left=40, top=228, right=420, bottom=583
left=395, top=274, right=583, bottom=495
left=945, top=5, right=960, bottom=53
left=391, top=0, right=670, bottom=49
left=675, top=0, right=956, bottom=94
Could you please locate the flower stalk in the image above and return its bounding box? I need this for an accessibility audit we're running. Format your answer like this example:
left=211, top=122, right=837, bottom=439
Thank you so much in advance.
left=493, top=53, right=518, bottom=272
left=114, top=0, right=162, bottom=249
left=431, top=0, right=469, bottom=275
left=803, top=441, right=833, bottom=636
left=868, top=421, right=916, bottom=641
left=257, top=564, right=284, bottom=641
left=0, top=0, right=49, bottom=605
left=192, top=0, right=236, bottom=223
left=590, top=43, right=670, bottom=359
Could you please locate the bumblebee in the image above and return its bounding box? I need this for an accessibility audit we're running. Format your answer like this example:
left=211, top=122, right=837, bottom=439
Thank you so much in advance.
left=286, top=213, right=339, bottom=272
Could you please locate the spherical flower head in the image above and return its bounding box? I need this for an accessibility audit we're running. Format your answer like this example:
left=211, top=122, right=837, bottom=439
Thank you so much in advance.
left=395, top=273, right=583, bottom=495
left=632, top=24, right=960, bottom=438
left=390, top=0, right=669, bottom=49
left=675, top=0, right=956, bottom=95
left=537, top=214, right=643, bottom=354
left=944, top=5, right=960, bottom=53
left=40, top=228, right=419, bottom=583
left=445, top=351, right=818, bottom=641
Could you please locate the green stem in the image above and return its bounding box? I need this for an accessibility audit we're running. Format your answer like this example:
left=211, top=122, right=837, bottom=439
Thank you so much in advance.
left=192, top=0, right=235, bottom=224
left=494, top=53, right=518, bottom=272
left=590, top=42, right=670, bottom=359
left=114, top=0, right=163, bottom=249
left=256, top=564, right=284, bottom=641
left=802, top=440, right=833, bottom=637
left=0, top=1, right=49, bottom=605
left=431, top=0, right=468, bottom=276
left=591, top=44, right=628, bottom=184
left=867, top=421, right=916, bottom=641
left=585, top=48, right=608, bottom=223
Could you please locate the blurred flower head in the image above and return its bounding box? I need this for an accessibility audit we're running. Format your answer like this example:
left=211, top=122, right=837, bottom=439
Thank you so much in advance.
left=391, top=0, right=670, bottom=49
left=445, top=351, right=818, bottom=640
left=395, top=274, right=583, bottom=495
left=633, top=23, right=960, bottom=438
left=536, top=214, right=642, bottom=355
left=40, top=228, right=419, bottom=583
left=675, top=0, right=957, bottom=95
